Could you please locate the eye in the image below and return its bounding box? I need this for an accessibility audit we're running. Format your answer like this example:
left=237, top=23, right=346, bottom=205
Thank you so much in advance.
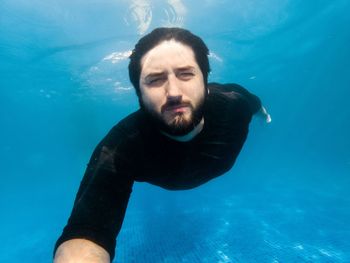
left=178, top=71, right=195, bottom=80
left=145, top=76, right=166, bottom=86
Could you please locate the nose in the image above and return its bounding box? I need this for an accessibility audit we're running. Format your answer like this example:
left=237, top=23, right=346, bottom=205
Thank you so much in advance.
left=166, top=74, right=182, bottom=98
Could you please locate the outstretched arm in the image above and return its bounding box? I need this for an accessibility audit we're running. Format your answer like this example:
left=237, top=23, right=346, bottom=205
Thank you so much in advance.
left=54, top=127, right=135, bottom=262
left=54, top=239, right=110, bottom=263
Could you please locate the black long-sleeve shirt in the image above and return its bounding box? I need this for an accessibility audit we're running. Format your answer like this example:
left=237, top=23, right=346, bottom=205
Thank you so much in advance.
left=54, top=83, right=262, bottom=260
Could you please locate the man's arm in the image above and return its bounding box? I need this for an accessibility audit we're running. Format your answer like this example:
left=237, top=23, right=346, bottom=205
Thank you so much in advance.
left=217, top=83, right=271, bottom=123
left=258, top=105, right=272, bottom=123
left=54, top=239, right=110, bottom=263
left=54, top=127, right=135, bottom=262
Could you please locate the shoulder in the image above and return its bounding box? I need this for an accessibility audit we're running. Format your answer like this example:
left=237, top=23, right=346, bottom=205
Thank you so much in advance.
left=207, top=82, right=261, bottom=115
left=101, top=109, right=145, bottom=148
left=208, top=82, right=245, bottom=92
left=115, top=109, right=145, bottom=134
left=90, top=110, right=147, bottom=167
left=207, top=82, right=249, bottom=107
left=208, top=82, right=247, bottom=98
left=205, top=82, right=253, bottom=122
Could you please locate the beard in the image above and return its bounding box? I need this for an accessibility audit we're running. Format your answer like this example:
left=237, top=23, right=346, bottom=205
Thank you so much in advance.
left=140, top=96, right=205, bottom=136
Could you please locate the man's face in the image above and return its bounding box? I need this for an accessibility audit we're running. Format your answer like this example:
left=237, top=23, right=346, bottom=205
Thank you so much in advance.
left=139, top=39, right=206, bottom=135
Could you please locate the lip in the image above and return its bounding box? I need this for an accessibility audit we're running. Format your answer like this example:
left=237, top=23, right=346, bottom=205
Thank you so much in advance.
left=165, top=105, right=188, bottom=111
left=163, top=103, right=190, bottom=113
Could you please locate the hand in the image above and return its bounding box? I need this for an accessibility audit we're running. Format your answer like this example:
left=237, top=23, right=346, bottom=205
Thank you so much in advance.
left=54, top=239, right=110, bottom=263
left=259, top=106, right=272, bottom=123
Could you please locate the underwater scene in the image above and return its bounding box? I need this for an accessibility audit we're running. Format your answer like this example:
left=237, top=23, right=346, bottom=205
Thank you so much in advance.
left=0, top=0, right=349, bottom=262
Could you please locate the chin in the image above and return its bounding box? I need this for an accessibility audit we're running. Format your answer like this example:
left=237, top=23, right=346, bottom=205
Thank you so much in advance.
left=164, top=115, right=196, bottom=135
left=170, top=113, right=190, bottom=125
left=140, top=101, right=204, bottom=136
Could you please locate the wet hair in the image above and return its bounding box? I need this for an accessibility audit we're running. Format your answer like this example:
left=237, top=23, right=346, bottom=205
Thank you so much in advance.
left=128, top=27, right=210, bottom=97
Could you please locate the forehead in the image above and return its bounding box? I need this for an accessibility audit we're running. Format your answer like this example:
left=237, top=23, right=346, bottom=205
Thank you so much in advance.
left=140, top=40, right=199, bottom=73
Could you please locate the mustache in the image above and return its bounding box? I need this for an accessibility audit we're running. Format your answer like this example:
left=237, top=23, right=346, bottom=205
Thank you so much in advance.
left=161, top=99, right=193, bottom=113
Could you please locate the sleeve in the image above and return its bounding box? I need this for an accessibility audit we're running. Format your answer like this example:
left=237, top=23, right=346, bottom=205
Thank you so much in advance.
left=53, top=128, right=134, bottom=261
left=219, top=83, right=262, bottom=114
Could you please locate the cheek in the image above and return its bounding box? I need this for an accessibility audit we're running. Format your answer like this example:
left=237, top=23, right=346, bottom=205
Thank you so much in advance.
left=187, top=83, right=205, bottom=103
left=141, top=89, right=165, bottom=110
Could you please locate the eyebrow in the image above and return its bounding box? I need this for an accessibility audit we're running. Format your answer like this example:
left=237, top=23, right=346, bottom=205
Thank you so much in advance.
left=144, top=72, right=166, bottom=79
left=143, top=66, right=196, bottom=79
left=176, top=66, right=196, bottom=71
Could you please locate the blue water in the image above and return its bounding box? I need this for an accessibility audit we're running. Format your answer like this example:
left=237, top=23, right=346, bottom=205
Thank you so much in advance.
left=1, top=0, right=349, bottom=262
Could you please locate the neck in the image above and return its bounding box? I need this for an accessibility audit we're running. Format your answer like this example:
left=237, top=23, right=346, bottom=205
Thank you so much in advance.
left=160, top=118, right=205, bottom=142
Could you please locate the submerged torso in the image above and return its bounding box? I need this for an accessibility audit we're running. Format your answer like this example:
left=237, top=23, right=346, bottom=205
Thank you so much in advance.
left=116, top=83, right=255, bottom=189
left=54, top=82, right=261, bottom=259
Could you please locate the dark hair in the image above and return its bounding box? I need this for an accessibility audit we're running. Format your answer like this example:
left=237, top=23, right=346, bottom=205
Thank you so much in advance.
left=128, top=27, right=210, bottom=96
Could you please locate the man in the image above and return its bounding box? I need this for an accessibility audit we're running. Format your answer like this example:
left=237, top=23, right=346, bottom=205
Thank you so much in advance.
left=53, top=27, right=271, bottom=263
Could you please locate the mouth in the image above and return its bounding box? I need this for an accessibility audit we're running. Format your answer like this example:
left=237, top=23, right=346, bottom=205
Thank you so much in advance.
left=162, top=103, right=191, bottom=113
